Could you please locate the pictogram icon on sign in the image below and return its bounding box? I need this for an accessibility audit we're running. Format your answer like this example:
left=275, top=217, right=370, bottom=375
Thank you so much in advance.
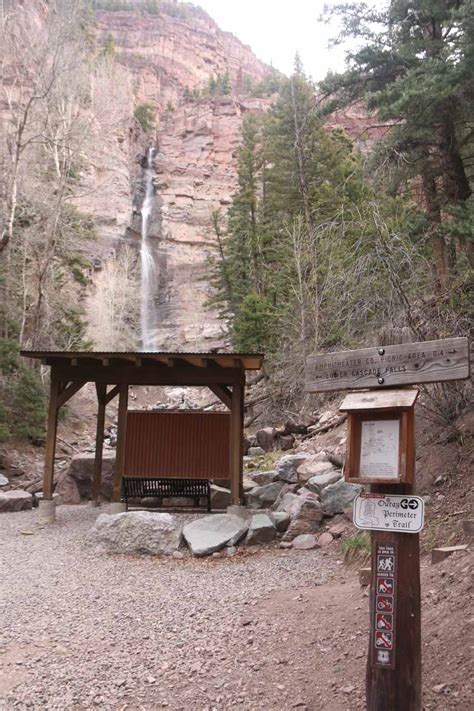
left=375, top=631, right=393, bottom=650
left=377, top=555, right=395, bottom=573
left=377, top=578, right=394, bottom=594
left=376, top=613, right=393, bottom=631
left=400, top=498, right=419, bottom=510
left=377, top=650, right=391, bottom=665
left=376, top=595, right=394, bottom=613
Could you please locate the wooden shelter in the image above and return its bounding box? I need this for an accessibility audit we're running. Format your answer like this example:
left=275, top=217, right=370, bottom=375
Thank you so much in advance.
left=20, top=351, right=264, bottom=506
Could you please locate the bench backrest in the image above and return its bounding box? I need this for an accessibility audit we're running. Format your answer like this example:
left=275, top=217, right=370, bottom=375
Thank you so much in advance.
left=123, top=410, right=230, bottom=479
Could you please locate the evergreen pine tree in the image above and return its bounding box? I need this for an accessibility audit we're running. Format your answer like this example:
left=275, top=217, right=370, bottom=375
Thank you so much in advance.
left=321, top=0, right=474, bottom=283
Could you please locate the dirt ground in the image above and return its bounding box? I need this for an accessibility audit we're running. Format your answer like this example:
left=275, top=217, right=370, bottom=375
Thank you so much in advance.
left=0, top=505, right=471, bottom=711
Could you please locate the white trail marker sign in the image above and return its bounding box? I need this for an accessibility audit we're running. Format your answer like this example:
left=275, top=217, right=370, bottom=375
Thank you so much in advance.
left=353, top=493, right=424, bottom=533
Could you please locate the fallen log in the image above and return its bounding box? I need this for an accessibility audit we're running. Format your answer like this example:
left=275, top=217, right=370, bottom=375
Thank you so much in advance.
left=301, top=413, right=347, bottom=440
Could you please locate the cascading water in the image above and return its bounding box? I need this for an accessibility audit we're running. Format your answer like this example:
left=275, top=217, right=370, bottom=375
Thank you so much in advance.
left=140, top=146, right=157, bottom=350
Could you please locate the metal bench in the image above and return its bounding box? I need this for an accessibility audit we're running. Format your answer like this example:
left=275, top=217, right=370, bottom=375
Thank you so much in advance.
left=122, top=476, right=211, bottom=511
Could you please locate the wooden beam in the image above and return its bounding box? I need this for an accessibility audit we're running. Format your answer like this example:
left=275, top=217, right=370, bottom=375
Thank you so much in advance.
left=182, top=355, right=206, bottom=368
left=229, top=375, right=245, bottom=505
left=208, top=384, right=232, bottom=409
left=53, top=364, right=242, bottom=386
left=43, top=379, right=60, bottom=499
left=92, top=383, right=107, bottom=503
left=112, top=384, right=128, bottom=502
left=105, top=384, right=120, bottom=405
left=57, top=380, right=87, bottom=408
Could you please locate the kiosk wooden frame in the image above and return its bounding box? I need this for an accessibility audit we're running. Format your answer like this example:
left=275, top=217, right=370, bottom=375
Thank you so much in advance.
left=20, top=350, right=264, bottom=507
left=339, top=389, right=418, bottom=485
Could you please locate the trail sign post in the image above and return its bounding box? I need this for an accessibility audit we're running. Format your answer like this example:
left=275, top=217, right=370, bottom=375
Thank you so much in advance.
left=304, top=335, right=470, bottom=711
left=305, top=337, right=469, bottom=392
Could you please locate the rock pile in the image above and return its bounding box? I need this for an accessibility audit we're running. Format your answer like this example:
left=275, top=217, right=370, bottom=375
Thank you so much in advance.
left=85, top=444, right=358, bottom=557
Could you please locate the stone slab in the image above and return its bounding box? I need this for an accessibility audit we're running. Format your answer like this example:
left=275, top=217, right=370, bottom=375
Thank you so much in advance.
left=183, top=514, right=249, bottom=557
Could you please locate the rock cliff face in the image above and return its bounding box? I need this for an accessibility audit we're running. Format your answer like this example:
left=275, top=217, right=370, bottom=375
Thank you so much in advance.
left=90, top=5, right=273, bottom=349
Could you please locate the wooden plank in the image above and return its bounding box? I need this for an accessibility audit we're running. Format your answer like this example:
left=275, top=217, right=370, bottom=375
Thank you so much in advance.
left=43, top=379, right=60, bottom=499
left=52, top=364, right=243, bottom=386
left=306, top=337, right=469, bottom=392
left=105, top=384, right=120, bottom=405
left=112, top=384, right=129, bottom=502
left=229, top=376, right=244, bottom=505
left=92, top=383, right=107, bottom=503
left=208, top=384, right=232, bottom=409
left=57, top=380, right=87, bottom=408
left=340, top=389, right=419, bottom=412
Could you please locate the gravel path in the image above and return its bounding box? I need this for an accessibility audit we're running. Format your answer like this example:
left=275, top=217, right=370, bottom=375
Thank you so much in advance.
left=0, top=506, right=342, bottom=711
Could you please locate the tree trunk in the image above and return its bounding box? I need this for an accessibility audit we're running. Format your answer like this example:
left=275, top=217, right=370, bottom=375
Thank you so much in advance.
left=421, top=170, right=447, bottom=288
left=437, top=113, right=474, bottom=269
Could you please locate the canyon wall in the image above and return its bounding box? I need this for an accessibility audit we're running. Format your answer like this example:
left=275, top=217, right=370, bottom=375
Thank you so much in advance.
left=87, top=5, right=274, bottom=350
left=3, top=2, right=376, bottom=352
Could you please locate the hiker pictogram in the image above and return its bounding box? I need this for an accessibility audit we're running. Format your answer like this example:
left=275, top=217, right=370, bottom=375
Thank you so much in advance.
left=375, top=631, right=393, bottom=650
left=377, top=555, right=395, bottom=573
left=376, top=595, right=394, bottom=613
left=376, top=613, right=393, bottom=631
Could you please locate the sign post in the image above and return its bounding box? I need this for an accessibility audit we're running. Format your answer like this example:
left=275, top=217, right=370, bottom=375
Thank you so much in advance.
left=305, top=335, right=470, bottom=711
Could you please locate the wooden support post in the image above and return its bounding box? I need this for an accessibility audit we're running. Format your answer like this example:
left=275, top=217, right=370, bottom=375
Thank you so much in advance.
left=43, top=378, right=61, bottom=499
left=92, top=383, right=107, bottom=504
left=112, top=383, right=128, bottom=502
left=229, top=374, right=244, bottom=505
left=366, top=327, right=421, bottom=710
left=366, top=484, right=421, bottom=710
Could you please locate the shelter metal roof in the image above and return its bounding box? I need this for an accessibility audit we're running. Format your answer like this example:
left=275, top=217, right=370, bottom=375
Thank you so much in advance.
left=20, top=350, right=264, bottom=371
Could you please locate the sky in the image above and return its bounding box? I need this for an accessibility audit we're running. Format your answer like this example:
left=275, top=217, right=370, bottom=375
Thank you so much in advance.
left=194, top=0, right=361, bottom=82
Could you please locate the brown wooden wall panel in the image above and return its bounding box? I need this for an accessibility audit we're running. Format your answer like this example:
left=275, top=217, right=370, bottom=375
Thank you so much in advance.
left=124, top=411, right=230, bottom=479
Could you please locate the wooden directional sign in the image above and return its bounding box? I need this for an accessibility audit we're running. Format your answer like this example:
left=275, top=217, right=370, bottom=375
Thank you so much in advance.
left=305, top=337, right=469, bottom=393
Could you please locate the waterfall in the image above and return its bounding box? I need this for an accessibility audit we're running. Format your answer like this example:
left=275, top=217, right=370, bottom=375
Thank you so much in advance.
left=140, top=146, right=157, bottom=350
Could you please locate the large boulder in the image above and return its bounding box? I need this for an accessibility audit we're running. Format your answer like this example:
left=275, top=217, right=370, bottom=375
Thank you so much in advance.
left=292, top=534, right=318, bottom=550
left=256, top=427, right=276, bottom=452
left=250, top=470, right=278, bottom=486
left=55, top=455, right=115, bottom=503
left=183, top=514, right=249, bottom=557
left=0, top=490, right=33, bottom=513
left=305, top=470, right=342, bottom=494
left=296, top=488, right=321, bottom=504
left=270, top=511, right=291, bottom=533
left=278, top=435, right=295, bottom=451
left=246, top=481, right=284, bottom=509
left=283, top=499, right=324, bottom=542
left=320, top=480, right=363, bottom=516
left=274, top=492, right=301, bottom=517
left=89, top=511, right=182, bottom=555
left=210, top=484, right=232, bottom=509
left=245, top=514, right=276, bottom=545
left=243, top=476, right=257, bottom=492
left=275, top=454, right=308, bottom=483
left=297, top=456, right=338, bottom=483
left=248, top=446, right=265, bottom=457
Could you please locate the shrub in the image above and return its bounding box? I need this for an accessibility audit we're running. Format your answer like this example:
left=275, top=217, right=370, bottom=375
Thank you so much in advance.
left=134, top=102, right=156, bottom=133
left=0, top=340, right=46, bottom=443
